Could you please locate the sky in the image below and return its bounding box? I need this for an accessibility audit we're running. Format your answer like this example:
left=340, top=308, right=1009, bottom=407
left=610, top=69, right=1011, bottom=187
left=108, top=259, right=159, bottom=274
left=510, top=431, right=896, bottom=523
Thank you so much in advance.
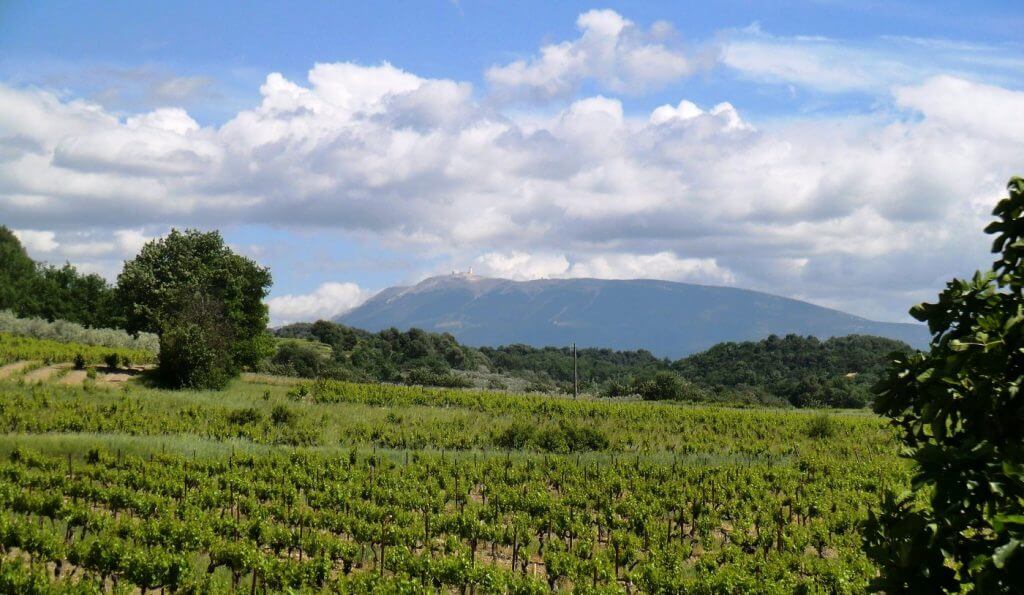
left=1, top=1, right=1022, bottom=326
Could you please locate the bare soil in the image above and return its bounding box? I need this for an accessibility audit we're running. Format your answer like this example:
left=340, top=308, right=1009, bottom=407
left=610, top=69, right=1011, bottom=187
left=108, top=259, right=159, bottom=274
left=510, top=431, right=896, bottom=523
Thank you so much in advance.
left=0, top=360, right=35, bottom=379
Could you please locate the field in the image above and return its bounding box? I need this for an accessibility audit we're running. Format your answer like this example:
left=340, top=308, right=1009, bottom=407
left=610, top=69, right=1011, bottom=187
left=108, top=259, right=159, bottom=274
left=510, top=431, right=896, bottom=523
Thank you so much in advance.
left=0, top=365, right=909, bottom=593
left=0, top=333, right=156, bottom=368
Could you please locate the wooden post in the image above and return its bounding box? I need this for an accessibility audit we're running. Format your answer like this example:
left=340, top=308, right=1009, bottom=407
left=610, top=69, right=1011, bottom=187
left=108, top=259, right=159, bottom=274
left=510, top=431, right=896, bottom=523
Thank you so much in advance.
left=573, top=342, right=578, bottom=399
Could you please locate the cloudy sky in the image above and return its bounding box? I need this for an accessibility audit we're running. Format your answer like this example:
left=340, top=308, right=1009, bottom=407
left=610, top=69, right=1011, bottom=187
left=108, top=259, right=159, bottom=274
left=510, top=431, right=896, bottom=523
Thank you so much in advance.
left=1, top=1, right=1022, bottom=325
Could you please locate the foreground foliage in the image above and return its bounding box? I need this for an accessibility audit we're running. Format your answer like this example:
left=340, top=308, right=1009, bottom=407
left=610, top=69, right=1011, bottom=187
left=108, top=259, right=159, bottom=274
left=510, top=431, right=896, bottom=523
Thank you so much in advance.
left=865, top=177, right=1024, bottom=592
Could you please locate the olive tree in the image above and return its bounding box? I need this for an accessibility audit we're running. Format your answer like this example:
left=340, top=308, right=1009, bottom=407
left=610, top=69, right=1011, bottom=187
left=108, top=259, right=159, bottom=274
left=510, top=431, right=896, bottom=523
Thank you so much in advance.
left=864, top=178, right=1024, bottom=592
left=116, top=229, right=273, bottom=389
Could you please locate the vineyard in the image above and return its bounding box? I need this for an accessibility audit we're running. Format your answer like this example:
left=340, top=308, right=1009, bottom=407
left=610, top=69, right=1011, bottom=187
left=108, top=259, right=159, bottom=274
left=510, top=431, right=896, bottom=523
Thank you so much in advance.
left=0, top=372, right=910, bottom=593
left=0, top=333, right=156, bottom=368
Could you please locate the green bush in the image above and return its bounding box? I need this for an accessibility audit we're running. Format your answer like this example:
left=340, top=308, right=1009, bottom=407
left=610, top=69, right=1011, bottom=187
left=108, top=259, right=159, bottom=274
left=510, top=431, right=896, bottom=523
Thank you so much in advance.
left=158, top=321, right=233, bottom=390
left=270, top=404, right=296, bottom=426
left=0, top=310, right=158, bottom=352
left=104, top=353, right=119, bottom=370
left=806, top=413, right=838, bottom=439
left=634, top=372, right=687, bottom=401
left=405, top=367, right=472, bottom=389
left=227, top=407, right=263, bottom=426
left=494, top=421, right=536, bottom=449
left=536, top=422, right=609, bottom=453
left=73, top=353, right=86, bottom=370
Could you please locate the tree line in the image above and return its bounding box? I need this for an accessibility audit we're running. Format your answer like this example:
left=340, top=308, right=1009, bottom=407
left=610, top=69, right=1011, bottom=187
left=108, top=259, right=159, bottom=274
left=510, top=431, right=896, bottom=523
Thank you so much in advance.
left=271, top=319, right=910, bottom=408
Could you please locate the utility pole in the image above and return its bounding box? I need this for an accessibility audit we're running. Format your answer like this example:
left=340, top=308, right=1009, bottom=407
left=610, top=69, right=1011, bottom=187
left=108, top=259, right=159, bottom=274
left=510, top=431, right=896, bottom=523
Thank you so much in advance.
left=573, top=342, right=578, bottom=399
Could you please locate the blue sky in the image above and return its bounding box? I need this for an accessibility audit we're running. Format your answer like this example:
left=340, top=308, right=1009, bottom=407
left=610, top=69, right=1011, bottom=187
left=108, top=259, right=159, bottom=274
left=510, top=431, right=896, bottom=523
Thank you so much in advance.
left=1, top=1, right=1022, bottom=324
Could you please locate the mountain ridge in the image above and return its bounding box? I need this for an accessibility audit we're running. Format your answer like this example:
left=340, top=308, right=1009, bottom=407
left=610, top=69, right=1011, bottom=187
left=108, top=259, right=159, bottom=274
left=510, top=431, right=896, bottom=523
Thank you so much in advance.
left=338, top=274, right=929, bottom=357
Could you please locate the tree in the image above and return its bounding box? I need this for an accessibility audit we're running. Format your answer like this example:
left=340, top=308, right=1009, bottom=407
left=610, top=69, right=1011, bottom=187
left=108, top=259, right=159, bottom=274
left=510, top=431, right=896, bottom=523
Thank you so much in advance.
left=865, top=177, right=1024, bottom=592
left=0, top=226, right=37, bottom=312
left=116, top=229, right=273, bottom=389
left=0, top=227, right=120, bottom=328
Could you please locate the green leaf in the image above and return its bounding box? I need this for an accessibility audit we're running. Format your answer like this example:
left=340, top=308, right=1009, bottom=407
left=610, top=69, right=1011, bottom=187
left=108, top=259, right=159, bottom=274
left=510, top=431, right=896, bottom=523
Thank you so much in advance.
left=992, top=539, right=1019, bottom=569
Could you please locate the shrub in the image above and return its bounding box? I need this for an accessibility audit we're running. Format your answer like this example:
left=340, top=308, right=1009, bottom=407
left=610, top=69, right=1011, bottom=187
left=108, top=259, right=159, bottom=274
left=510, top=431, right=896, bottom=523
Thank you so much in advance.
left=73, top=353, right=86, bottom=370
left=270, top=404, right=296, bottom=426
left=104, top=353, right=119, bottom=370
left=494, top=421, right=535, bottom=449
left=536, top=422, right=609, bottom=453
left=806, top=413, right=838, bottom=439
left=0, top=310, right=159, bottom=353
left=227, top=407, right=263, bottom=425
left=405, top=367, right=472, bottom=389
left=634, top=372, right=687, bottom=401
left=158, top=319, right=233, bottom=390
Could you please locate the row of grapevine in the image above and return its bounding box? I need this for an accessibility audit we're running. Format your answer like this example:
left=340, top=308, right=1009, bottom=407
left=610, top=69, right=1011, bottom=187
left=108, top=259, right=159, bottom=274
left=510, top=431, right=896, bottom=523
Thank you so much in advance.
left=0, top=333, right=156, bottom=367
left=0, top=443, right=902, bottom=592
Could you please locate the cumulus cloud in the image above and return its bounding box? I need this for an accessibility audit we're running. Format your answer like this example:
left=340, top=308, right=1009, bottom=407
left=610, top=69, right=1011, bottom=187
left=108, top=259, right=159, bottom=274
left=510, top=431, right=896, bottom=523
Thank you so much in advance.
left=472, top=250, right=735, bottom=286
left=486, top=9, right=713, bottom=101
left=267, top=282, right=371, bottom=326
left=569, top=253, right=735, bottom=285
left=12, top=229, right=58, bottom=252
left=0, top=12, right=1022, bottom=321
left=473, top=251, right=571, bottom=280
left=894, top=75, right=1024, bottom=141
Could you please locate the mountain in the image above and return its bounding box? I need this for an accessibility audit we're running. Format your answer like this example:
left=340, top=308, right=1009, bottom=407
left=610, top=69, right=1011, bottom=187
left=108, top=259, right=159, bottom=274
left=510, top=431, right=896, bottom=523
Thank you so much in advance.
left=337, top=274, right=929, bottom=357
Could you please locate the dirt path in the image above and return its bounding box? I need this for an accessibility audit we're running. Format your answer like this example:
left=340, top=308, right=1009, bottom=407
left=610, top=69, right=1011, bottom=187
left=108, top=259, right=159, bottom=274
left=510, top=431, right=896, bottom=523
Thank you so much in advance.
left=22, top=363, right=71, bottom=383
left=59, top=370, right=88, bottom=386
left=98, top=371, right=134, bottom=386
left=0, top=361, right=36, bottom=380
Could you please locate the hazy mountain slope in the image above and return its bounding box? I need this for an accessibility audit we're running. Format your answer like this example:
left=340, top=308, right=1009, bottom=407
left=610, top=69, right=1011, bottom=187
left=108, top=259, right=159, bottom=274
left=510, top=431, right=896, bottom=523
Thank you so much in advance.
left=338, top=275, right=929, bottom=357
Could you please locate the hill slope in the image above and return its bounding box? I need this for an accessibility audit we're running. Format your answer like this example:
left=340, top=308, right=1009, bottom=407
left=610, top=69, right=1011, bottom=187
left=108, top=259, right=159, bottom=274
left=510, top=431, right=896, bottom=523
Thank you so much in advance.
left=339, top=275, right=928, bottom=357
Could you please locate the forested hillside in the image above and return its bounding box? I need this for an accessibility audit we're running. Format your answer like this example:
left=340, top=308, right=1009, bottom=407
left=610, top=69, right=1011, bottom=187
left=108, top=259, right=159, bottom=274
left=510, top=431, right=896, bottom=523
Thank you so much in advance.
left=672, top=334, right=909, bottom=408
left=271, top=320, right=913, bottom=407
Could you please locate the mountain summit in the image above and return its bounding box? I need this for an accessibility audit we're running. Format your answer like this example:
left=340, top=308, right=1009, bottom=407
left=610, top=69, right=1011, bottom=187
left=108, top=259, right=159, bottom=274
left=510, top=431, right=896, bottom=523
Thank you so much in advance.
left=338, top=275, right=928, bottom=357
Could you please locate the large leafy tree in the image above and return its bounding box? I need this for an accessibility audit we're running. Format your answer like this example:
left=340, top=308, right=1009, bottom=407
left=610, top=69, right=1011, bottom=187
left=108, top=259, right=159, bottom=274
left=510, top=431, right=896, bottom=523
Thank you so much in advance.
left=865, top=177, right=1024, bottom=592
left=0, top=226, right=37, bottom=312
left=116, top=229, right=273, bottom=388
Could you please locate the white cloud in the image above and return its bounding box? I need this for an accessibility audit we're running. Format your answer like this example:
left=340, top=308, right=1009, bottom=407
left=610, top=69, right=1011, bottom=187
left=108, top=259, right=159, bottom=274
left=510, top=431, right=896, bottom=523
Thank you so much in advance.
left=473, top=251, right=571, bottom=280
left=473, top=250, right=734, bottom=286
left=569, top=253, right=735, bottom=285
left=486, top=9, right=711, bottom=101
left=267, top=282, right=371, bottom=326
left=894, top=75, right=1024, bottom=142
left=113, top=229, right=152, bottom=255
left=722, top=26, right=1024, bottom=93
left=11, top=227, right=159, bottom=282
left=12, top=229, right=58, bottom=252
left=0, top=11, right=1021, bottom=322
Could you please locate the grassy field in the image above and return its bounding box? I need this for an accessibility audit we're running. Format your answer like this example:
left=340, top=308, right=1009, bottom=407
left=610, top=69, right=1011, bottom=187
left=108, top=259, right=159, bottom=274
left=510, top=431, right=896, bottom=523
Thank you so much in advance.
left=0, top=367, right=908, bottom=593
